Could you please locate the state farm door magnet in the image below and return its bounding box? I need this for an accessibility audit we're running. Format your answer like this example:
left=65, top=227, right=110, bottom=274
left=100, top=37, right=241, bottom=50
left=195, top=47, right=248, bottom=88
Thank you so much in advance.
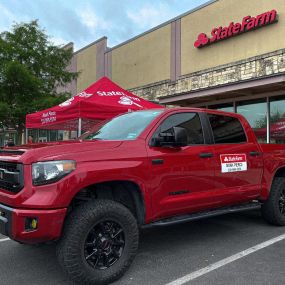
left=220, top=154, right=247, bottom=173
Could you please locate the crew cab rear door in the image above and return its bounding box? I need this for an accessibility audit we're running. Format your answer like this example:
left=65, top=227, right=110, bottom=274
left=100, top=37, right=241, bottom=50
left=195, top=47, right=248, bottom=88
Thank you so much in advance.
left=146, top=111, right=216, bottom=219
left=206, top=112, right=263, bottom=203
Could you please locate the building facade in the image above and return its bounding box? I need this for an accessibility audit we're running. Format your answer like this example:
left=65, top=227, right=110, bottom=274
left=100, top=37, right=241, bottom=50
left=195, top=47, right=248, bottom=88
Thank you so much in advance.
left=65, top=0, right=285, bottom=143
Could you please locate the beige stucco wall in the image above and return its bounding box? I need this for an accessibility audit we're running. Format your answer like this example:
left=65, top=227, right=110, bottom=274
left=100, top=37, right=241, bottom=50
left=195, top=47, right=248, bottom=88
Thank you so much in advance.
left=181, top=0, right=285, bottom=75
left=76, top=44, right=97, bottom=92
left=111, top=24, right=171, bottom=89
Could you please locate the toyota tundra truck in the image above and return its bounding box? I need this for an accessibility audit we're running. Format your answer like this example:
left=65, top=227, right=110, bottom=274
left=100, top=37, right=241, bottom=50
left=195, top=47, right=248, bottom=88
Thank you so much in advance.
left=0, top=108, right=285, bottom=284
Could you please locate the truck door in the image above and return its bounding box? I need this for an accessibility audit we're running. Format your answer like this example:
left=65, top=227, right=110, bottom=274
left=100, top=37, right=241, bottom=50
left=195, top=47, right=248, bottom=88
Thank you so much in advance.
left=147, top=112, right=217, bottom=219
left=207, top=113, right=263, bottom=204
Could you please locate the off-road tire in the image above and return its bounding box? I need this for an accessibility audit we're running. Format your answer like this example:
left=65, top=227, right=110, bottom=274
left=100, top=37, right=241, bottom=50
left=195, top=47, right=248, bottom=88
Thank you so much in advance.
left=262, top=177, right=285, bottom=226
left=56, top=200, right=139, bottom=285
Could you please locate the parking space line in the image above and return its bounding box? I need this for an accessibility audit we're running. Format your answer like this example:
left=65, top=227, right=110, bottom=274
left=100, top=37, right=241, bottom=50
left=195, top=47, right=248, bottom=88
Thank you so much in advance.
left=166, top=233, right=285, bottom=285
left=0, top=238, right=10, bottom=243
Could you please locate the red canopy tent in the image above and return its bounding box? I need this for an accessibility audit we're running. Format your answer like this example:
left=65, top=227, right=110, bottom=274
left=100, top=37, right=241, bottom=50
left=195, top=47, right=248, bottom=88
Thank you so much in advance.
left=26, top=77, right=162, bottom=136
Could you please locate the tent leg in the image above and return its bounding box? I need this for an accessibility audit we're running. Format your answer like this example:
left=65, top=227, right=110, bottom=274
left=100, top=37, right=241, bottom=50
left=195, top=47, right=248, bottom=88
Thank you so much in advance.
left=25, top=129, right=28, bottom=144
left=78, top=118, right=82, bottom=137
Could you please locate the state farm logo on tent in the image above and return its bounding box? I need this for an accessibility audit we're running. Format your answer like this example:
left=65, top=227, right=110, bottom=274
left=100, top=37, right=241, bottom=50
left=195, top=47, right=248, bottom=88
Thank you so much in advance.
left=77, top=91, right=92, bottom=98
left=59, top=97, right=74, bottom=107
left=220, top=154, right=247, bottom=173
left=97, top=91, right=131, bottom=97
left=97, top=91, right=143, bottom=108
left=118, top=96, right=143, bottom=108
left=59, top=91, right=93, bottom=107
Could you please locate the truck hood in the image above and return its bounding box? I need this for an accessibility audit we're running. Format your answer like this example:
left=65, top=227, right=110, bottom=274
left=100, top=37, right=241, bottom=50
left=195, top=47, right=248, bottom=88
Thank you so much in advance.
left=0, top=140, right=123, bottom=164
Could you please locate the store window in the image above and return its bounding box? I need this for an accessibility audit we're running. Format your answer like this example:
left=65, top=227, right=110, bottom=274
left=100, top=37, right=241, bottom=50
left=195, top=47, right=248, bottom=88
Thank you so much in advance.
left=270, top=96, right=285, bottom=144
left=208, top=103, right=234, bottom=113
left=27, top=129, right=67, bottom=143
left=38, top=129, right=48, bottom=142
left=49, top=130, right=58, bottom=141
left=237, top=100, right=267, bottom=143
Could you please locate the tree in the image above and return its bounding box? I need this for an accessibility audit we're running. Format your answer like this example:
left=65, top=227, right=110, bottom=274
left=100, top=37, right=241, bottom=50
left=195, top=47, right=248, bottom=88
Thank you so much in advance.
left=0, top=20, right=78, bottom=143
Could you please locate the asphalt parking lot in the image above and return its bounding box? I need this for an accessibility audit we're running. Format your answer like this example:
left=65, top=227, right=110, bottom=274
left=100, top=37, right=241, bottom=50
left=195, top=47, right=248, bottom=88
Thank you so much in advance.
left=0, top=209, right=285, bottom=285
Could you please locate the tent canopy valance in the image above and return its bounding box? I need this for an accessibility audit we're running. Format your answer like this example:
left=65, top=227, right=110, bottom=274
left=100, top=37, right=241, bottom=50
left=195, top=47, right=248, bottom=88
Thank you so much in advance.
left=26, top=77, right=162, bottom=131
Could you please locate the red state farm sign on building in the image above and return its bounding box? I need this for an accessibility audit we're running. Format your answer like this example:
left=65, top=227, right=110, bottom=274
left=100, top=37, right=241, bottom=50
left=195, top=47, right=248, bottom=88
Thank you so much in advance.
left=194, top=10, right=278, bottom=48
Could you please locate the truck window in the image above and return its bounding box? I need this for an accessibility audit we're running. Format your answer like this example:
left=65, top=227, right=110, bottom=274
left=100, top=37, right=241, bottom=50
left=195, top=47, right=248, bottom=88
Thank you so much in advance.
left=84, top=110, right=163, bottom=141
left=208, top=114, right=247, bottom=144
left=152, top=112, right=204, bottom=145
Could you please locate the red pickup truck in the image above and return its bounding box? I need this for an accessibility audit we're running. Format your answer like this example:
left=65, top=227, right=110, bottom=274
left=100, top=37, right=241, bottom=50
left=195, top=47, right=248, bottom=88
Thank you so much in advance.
left=0, top=108, right=285, bottom=284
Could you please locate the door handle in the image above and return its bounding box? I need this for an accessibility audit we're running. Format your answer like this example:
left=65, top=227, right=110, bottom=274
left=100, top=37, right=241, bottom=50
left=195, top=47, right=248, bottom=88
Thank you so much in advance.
left=199, top=152, right=213, bottom=158
left=152, top=159, right=164, bottom=165
left=250, top=151, right=261, bottom=157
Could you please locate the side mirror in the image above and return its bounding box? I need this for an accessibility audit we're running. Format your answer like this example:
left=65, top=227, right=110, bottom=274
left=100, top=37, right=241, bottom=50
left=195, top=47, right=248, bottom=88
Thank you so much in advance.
left=173, top=127, right=188, bottom=147
left=154, top=127, right=188, bottom=147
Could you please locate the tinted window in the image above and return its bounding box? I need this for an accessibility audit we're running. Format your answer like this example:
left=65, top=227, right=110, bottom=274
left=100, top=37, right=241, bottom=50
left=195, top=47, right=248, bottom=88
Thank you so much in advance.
left=152, top=112, right=204, bottom=145
left=208, top=114, right=247, bottom=144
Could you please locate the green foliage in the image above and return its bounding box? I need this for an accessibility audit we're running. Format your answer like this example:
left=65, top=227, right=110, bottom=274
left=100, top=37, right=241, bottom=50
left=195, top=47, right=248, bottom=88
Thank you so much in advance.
left=0, top=20, right=78, bottom=140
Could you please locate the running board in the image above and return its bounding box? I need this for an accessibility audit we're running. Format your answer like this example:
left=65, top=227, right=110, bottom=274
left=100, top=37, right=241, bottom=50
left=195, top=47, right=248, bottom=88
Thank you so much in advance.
left=142, top=202, right=261, bottom=229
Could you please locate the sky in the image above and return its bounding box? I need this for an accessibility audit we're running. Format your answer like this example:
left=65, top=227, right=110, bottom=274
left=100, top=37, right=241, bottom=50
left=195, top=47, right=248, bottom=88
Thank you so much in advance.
left=0, top=0, right=210, bottom=51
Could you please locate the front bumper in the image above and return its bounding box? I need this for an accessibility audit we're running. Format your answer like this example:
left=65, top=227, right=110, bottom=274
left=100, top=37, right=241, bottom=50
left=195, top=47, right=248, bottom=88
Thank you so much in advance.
left=0, top=203, right=67, bottom=244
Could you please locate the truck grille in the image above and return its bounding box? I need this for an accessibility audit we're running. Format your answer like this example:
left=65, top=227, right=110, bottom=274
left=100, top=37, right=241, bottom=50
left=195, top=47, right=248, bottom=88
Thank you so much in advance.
left=0, top=162, right=24, bottom=193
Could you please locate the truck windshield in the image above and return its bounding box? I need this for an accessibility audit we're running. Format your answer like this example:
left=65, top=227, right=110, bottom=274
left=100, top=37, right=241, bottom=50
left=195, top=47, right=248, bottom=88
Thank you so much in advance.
left=84, top=110, right=163, bottom=141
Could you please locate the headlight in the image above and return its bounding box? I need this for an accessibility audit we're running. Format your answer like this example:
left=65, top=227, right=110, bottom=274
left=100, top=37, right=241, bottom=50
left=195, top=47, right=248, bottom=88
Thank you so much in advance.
left=32, top=160, right=76, bottom=186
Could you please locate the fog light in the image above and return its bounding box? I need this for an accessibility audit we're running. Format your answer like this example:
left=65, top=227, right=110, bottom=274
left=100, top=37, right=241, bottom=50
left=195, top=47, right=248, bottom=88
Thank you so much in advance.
left=25, top=217, right=38, bottom=231
left=31, top=219, right=38, bottom=229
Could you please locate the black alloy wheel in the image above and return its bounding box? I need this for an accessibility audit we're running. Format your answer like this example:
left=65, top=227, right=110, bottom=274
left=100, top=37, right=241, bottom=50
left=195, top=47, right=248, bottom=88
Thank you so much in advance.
left=84, top=221, right=125, bottom=270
